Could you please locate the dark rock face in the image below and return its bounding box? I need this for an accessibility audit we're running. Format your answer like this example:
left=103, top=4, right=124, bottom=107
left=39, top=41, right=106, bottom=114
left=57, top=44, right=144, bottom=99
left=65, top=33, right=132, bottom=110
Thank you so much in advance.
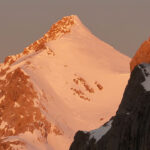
left=70, top=64, right=150, bottom=150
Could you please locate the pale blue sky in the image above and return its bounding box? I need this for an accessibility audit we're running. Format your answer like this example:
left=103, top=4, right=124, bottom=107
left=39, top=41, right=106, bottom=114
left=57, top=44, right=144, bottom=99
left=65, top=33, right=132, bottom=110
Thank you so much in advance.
left=0, top=0, right=150, bottom=61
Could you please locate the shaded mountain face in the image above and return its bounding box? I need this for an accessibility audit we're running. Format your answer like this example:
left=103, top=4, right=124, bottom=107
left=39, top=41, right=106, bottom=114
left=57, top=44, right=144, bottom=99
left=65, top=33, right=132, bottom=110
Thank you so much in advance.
left=70, top=63, right=150, bottom=150
left=0, top=15, right=130, bottom=150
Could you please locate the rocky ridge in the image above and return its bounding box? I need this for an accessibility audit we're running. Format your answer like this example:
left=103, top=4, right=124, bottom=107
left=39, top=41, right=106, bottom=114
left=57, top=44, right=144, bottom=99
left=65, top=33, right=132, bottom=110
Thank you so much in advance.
left=3, top=15, right=75, bottom=66
left=0, top=15, right=76, bottom=150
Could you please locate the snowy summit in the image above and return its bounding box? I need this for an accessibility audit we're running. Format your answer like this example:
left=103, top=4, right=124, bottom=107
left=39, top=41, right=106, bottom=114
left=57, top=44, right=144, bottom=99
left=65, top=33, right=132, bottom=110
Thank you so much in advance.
left=0, top=15, right=130, bottom=150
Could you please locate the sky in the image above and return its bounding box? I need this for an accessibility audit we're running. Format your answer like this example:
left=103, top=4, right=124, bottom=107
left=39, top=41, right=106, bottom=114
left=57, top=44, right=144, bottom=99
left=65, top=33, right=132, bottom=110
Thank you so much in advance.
left=0, top=0, right=150, bottom=62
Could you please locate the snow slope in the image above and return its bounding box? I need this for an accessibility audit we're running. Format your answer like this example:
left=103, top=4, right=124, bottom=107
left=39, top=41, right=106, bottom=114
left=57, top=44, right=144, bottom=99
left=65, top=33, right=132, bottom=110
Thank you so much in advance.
left=0, top=15, right=130, bottom=150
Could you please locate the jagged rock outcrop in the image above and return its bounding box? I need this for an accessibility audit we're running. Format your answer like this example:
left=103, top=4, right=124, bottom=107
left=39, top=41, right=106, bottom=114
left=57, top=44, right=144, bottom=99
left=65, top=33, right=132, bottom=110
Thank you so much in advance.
left=130, top=38, right=150, bottom=71
left=70, top=63, right=150, bottom=150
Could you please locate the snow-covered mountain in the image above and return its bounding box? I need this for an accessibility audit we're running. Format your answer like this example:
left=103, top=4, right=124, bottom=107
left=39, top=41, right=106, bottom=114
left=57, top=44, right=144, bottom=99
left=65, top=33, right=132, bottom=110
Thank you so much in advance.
left=0, top=15, right=130, bottom=150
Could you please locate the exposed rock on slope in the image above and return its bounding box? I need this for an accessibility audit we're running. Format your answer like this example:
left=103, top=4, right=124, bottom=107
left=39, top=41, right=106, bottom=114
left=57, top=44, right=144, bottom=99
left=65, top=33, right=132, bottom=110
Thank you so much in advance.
left=70, top=64, right=150, bottom=150
left=130, top=38, right=150, bottom=71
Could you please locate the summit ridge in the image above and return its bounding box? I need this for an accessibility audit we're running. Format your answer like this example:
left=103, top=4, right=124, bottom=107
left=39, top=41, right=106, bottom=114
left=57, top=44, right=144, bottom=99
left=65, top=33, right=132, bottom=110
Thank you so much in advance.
left=23, top=15, right=76, bottom=53
left=3, top=15, right=78, bottom=66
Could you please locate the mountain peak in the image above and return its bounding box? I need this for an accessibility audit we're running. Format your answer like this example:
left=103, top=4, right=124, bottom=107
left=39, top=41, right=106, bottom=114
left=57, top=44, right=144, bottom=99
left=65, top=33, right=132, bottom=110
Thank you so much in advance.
left=3, top=15, right=80, bottom=66
left=0, top=15, right=130, bottom=150
left=130, top=38, right=150, bottom=71
left=23, top=15, right=77, bottom=53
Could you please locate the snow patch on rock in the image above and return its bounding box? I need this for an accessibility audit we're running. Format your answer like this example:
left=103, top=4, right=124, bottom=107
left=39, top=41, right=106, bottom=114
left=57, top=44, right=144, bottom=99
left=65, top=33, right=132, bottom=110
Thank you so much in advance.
left=139, top=64, right=150, bottom=91
left=0, top=121, right=8, bottom=129
left=14, top=102, right=20, bottom=108
left=89, top=120, right=113, bottom=142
